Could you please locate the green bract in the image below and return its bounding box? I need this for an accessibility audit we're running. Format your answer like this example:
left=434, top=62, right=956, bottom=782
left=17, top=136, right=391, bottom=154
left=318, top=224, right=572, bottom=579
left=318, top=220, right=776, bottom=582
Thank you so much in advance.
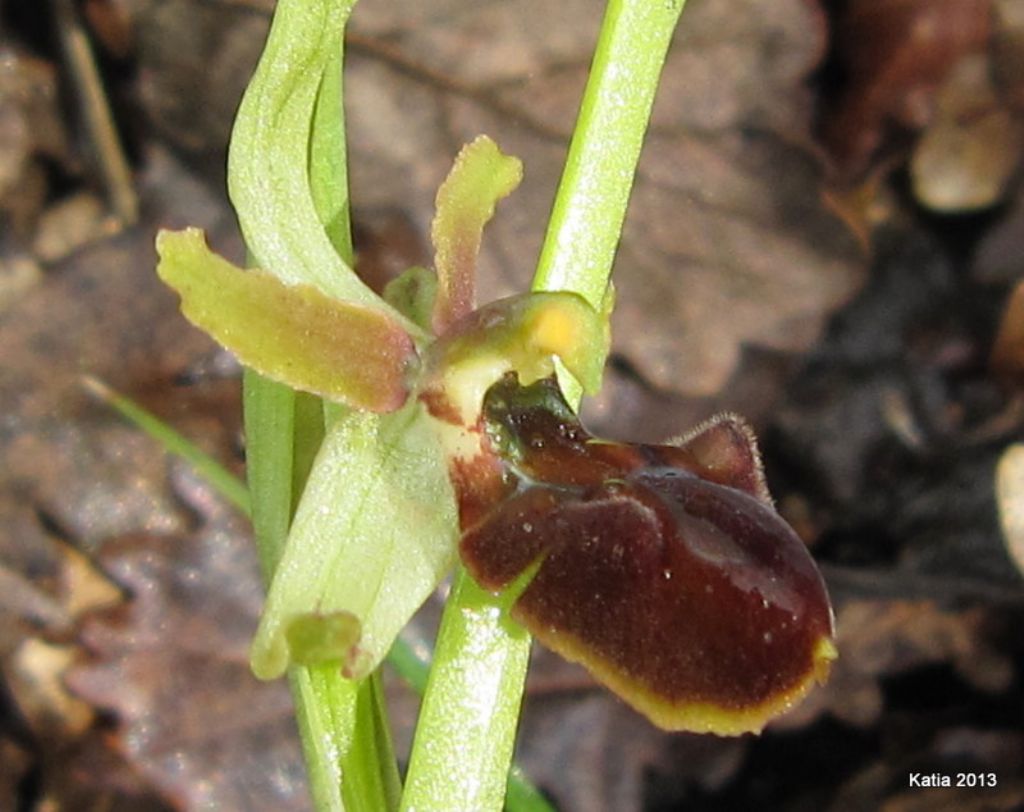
left=251, top=401, right=459, bottom=679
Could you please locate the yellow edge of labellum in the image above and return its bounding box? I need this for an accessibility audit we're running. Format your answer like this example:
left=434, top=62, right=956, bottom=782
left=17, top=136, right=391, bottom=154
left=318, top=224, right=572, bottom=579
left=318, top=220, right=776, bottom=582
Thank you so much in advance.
left=536, top=629, right=837, bottom=736
left=156, top=228, right=416, bottom=413
left=431, top=135, right=524, bottom=333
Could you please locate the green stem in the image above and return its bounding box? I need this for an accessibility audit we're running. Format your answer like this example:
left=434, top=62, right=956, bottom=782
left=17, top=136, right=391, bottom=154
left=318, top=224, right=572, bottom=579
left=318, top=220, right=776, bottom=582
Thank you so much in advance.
left=245, top=372, right=335, bottom=811
left=402, top=1, right=686, bottom=809
left=388, top=633, right=554, bottom=811
left=243, top=371, right=296, bottom=578
left=534, top=0, right=686, bottom=308
left=399, top=571, right=533, bottom=812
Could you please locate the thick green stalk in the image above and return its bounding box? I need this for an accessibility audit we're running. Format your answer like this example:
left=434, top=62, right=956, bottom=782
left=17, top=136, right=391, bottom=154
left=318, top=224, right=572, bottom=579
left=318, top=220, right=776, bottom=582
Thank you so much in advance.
left=401, top=1, right=686, bottom=809
left=245, top=371, right=401, bottom=812
left=245, top=372, right=339, bottom=812
left=387, top=634, right=553, bottom=811
left=243, top=371, right=297, bottom=583
left=400, top=571, right=533, bottom=811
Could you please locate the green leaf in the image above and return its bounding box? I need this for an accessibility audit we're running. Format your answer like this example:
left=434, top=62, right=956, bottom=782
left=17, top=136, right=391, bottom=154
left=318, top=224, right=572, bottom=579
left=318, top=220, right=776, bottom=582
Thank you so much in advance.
left=250, top=400, right=459, bottom=681
left=227, top=0, right=357, bottom=295
left=226, top=0, right=423, bottom=343
left=308, top=30, right=352, bottom=263
left=431, top=135, right=523, bottom=333
left=157, top=228, right=416, bottom=413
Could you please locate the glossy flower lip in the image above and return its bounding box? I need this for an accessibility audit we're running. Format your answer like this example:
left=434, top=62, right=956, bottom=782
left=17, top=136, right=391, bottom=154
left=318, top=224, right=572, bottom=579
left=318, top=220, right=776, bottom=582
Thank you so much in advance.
left=458, top=376, right=836, bottom=735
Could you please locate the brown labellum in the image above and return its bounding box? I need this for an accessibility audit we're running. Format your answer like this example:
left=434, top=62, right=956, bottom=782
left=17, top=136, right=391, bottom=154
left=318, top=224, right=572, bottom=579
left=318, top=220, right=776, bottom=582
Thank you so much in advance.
left=458, top=375, right=836, bottom=735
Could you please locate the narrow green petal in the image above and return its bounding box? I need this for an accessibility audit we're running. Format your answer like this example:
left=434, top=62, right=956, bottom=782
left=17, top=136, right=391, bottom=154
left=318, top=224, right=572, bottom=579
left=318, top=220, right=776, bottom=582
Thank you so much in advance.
left=431, top=136, right=523, bottom=333
left=157, top=228, right=416, bottom=413
left=251, top=401, right=459, bottom=681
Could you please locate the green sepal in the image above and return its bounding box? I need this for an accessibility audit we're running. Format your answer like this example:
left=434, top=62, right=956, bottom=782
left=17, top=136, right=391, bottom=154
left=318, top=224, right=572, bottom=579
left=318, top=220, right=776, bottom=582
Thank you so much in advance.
left=156, top=228, right=417, bottom=413
left=250, top=399, right=459, bottom=681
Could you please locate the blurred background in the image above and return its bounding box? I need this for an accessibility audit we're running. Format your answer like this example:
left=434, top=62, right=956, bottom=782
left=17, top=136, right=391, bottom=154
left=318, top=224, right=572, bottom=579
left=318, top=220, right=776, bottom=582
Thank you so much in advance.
left=1, top=0, right=1023, bottom=809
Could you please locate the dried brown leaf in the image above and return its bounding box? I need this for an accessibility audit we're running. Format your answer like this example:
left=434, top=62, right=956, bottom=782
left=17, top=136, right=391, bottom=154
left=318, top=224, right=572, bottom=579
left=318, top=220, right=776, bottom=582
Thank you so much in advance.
left=68, top=519, right=310, bottom=812
left=342, top=0, right=864, bottom=400
left=519, top=648, right=747, bottom=812
left=775, top=599, right=1014, bottom=730
left=0, top=147, right=255, bottom=807
left=0, top=149, right=242, bottom=558
left=823, top=0, right=992, bottom=174
left=911, top=54, right=1024, bottom=212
